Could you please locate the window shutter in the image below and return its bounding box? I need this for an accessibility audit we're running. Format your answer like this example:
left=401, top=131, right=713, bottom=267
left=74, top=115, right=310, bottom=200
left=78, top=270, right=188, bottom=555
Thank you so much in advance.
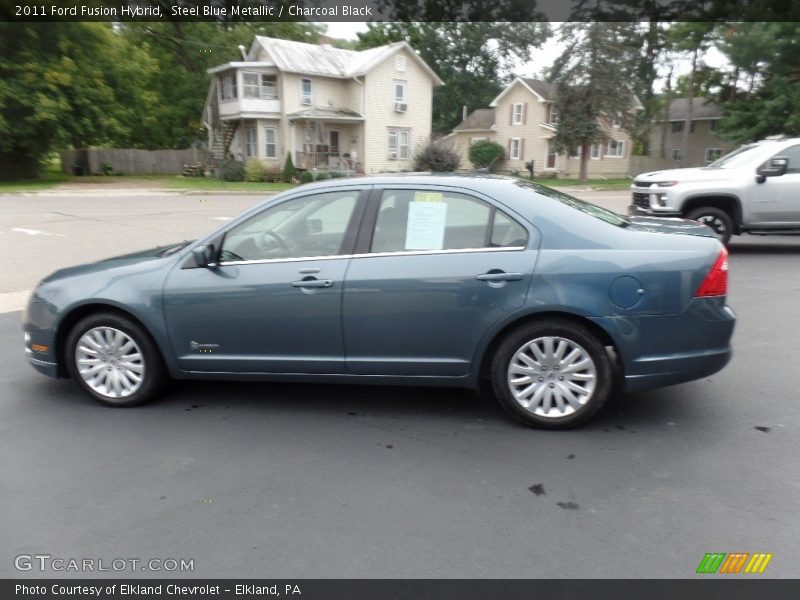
left=520, top=138, right=525, bottom=160
left=509, top=104, right=513, bottom=125
left=523, top=103, right=528, bottom=125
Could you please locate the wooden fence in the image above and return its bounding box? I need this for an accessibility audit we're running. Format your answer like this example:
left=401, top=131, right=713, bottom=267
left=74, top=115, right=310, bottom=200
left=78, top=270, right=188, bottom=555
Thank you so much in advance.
left=60, top=148, right=209, bottom=176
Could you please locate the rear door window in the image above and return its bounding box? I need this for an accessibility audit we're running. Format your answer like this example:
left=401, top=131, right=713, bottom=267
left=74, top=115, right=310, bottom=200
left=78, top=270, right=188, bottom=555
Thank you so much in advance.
left=370, top=189, right=528, bottom=253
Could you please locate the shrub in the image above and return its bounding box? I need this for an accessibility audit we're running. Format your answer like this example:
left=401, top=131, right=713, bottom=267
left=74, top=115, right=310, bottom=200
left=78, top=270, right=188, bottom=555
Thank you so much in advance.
left=468, top=140, right=504, bottom=171
left=315, top=172, right=331, bottom=181
left=263, top=167, right=282, bottom=183
left=218, top=159, right=244, bottom=182
left=299, top=171, right=314, bottom=184
left=281, top=152, right=297, bottom=183
left=329, top=171, right=343, bottom=179
left=244, top=159, right=266, bottom=182
left=413, top=141, right=460, bottom=172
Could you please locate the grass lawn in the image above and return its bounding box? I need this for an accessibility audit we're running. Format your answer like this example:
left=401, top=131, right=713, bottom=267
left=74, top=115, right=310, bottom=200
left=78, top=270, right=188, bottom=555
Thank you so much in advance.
left=524, top=177, right=633, bottom=190
left=0, top=169, right=71, bottom=193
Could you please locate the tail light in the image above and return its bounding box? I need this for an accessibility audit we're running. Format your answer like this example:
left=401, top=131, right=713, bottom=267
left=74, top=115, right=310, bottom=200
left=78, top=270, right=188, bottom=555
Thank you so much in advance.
left=695, top=246, right=729, bottom=297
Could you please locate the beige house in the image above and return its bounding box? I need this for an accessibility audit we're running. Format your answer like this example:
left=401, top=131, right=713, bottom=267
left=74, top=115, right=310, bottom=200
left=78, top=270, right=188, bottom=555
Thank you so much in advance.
left=452, top=77, right=639, bottom=178
left=648, top=98, right=736, bottom=167
left=202, top=36, right=443, bottom=174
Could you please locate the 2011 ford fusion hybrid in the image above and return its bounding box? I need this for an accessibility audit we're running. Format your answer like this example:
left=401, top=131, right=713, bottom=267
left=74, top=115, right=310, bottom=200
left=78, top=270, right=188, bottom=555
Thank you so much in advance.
left=23, top=175, right=735, bottom=428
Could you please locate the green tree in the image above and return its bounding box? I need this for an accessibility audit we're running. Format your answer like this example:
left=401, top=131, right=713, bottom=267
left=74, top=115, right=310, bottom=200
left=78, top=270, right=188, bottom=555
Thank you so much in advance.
left=548, top=23, right=640, bottom=183
left=0, top=23, right=157, bottom=179
left=356, top=22, right=551, bottom=133
left=713, top=23, right=800, bottom=143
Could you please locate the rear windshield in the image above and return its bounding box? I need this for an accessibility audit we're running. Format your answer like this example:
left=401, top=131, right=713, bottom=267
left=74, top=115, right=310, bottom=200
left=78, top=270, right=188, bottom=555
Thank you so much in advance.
left=515, top=181, right=629, bottom=227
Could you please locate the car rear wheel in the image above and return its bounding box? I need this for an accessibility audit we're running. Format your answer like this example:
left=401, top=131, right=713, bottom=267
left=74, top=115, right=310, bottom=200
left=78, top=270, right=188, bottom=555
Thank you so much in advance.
left=491, top=320, right=613, bottom=429
left=687, top=206, right=733, bottom=246
left=65, top=312, right=167, bottom=407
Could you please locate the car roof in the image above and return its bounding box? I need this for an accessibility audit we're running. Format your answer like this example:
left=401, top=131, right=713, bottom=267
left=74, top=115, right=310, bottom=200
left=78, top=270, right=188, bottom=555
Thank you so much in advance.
left=290, top=173, right=525, bottom=194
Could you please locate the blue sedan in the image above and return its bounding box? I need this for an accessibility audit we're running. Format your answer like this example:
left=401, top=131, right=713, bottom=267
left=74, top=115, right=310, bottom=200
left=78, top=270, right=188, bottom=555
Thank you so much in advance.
left=23, top=175, right=735, bottom=428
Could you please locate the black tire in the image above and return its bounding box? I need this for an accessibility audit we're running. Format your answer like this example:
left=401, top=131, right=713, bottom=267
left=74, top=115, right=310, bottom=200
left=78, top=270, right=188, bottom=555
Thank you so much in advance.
left=686, top=206, right=733, bottom=246
left=491, top=320, right=613, bottom=429
left=65, top=312, right=168, bottom=407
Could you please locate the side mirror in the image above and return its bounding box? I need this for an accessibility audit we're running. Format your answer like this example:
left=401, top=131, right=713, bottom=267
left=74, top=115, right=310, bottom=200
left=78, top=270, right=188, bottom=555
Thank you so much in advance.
left=305, top=218, right=323, bottom=234
left=756, top=156, right=789, bottom=183
left=191, top=244, right=216, bottom=268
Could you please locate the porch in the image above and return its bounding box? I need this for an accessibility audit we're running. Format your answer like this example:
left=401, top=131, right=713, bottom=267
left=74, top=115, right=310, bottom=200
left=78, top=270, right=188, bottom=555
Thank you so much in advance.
left=288, top=107, right=364, bottom=173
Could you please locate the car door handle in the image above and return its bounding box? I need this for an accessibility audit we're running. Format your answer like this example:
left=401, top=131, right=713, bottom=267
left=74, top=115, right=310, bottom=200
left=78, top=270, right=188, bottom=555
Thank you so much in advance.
left=291, top=278, right=333, bottom=288
left=475, top=272, right=524, bottom=282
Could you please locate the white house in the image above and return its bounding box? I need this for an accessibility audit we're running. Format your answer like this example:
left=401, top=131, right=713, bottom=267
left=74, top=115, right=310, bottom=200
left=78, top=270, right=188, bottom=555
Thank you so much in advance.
left=202, top=36, right=443, bottom=174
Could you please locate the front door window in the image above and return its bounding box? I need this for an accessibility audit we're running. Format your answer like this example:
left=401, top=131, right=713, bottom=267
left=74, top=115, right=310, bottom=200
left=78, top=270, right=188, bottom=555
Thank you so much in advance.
left=221, top=191, right=359, bottom=262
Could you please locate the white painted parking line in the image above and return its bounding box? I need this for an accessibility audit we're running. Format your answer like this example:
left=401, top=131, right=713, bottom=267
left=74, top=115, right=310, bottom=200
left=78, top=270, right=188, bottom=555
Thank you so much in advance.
left=0, top=290, right=31, bottom=314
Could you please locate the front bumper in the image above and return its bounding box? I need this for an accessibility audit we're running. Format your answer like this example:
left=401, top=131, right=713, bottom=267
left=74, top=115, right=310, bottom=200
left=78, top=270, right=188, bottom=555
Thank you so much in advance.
left=627, top=203, right=682, bottom=218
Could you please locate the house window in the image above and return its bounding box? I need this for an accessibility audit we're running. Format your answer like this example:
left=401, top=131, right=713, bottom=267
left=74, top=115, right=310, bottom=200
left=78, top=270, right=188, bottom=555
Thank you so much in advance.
left=242, top=73, right=277, bottom=99
left=221, top=73, right=237, bottom=100
left=611, top=112, right=622, bottom=128
left=546, top=141, right=557, bottom=169
left=395, top=55, right=406, bottom=72
left=301, top=78, right=312, bottom=105
left=264, top=127, right=278, bottom=159
left=710, top=120, right=718, bottom=131
left=393, top=80, right=406, bottom=103
left=690, top=121, right=697, bottom=133
left=244, top=127, right=257, bottom=158
left=512, top=103, right=523, bottom=125
left=510, top=138, right=521, bottom=159
left=671, top=121, right=684, bottom=133
left=569, top=146, right=581, bottom=159
left=671, top=149, right=682, bottom=161
left=548, top=106, right=559, bottom=125
left=388, top=128, right=411, bottom=160
left=605, top=139, right=624, bottom=158
left=705, top=148, right=722, bottom=163
left=590, top=143, right=602, bottom=159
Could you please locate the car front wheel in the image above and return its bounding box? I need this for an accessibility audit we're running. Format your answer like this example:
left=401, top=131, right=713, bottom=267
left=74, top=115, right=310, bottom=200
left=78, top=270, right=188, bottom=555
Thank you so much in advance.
left=687, top=206, right=733, bottom=245
left=491, top=320, right=613, bottom=429
left=65, top=312, right=167, bottom=407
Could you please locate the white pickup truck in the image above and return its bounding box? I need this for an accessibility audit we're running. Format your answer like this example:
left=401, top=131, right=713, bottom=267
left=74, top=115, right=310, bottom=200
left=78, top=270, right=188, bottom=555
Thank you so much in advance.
left=629, top=137, right=800, bottom=244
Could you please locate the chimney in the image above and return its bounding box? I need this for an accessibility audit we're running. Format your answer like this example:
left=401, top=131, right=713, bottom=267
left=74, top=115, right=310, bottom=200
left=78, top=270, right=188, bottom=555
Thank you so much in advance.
left=462, top=105, right=468, bottom=121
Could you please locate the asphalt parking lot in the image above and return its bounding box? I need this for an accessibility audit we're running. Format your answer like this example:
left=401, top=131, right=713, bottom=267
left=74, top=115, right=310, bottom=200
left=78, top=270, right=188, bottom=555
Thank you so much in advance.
left=2, top=188, right=799, bottom=578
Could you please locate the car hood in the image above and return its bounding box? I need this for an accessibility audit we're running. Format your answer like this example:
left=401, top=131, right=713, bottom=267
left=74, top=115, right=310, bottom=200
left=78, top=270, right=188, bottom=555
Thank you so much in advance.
left=40, top=241, right=190, bottom=284
left=633, top=167, right=730, bottom=184
left=626, top=216, right=716, bottom=238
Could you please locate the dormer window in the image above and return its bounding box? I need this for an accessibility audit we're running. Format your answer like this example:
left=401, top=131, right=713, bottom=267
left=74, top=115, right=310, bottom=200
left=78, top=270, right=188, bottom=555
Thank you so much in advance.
left=220, top=73, right=237, bottom=100
left=301, top=78, right=312, bottom=105
left=611, top=112, right=622, bottom=128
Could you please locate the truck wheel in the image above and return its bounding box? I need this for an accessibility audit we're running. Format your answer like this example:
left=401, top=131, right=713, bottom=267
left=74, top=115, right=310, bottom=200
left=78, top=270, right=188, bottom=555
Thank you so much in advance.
left=687, top=207, right=733, bottom=245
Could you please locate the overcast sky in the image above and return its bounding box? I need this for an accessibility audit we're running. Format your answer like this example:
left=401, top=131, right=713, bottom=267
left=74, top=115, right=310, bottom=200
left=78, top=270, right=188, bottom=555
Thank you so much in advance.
left=320, top=22, right=729, bottom=92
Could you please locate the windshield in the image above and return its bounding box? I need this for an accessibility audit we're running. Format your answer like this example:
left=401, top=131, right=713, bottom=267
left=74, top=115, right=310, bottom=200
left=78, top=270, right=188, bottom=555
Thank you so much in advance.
left=515, top=181, right=629, bottom=227
left=706, top=143, right=763, bottom=168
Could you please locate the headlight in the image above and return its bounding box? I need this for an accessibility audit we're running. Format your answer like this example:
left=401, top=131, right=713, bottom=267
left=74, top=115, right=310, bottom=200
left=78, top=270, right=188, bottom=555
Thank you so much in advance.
left=650, top=181, right=678, bottom=187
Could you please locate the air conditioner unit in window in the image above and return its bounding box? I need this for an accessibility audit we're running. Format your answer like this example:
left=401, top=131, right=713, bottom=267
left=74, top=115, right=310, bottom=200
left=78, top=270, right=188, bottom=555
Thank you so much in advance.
left=388, top=152, right=398, bottom=160
left=394, top=102, right=407, bottom=113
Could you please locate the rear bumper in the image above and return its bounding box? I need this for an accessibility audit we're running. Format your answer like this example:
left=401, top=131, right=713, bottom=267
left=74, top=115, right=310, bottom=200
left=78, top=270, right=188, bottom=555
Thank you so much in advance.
left=591, top=298, right=736, bottom=393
